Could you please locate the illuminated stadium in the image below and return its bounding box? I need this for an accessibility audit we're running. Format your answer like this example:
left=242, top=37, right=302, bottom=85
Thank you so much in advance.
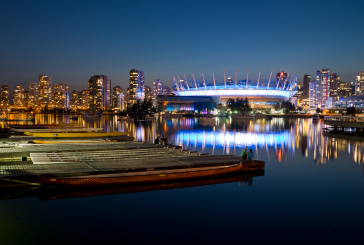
left=173, top=70, right=297, bottom=107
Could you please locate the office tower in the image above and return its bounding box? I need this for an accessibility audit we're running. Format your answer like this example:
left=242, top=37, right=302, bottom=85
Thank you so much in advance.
left=276, top=71, right=288, bottom=89
left=338, top=82, right=354, bottom=98
left=38, top=75, right=52, bottom=107
left=303, top=75, right=310, bottom=96
left=81, top=89, right=89, bottom=108
left=145, top=85, right=152, bottom=103
left=88, top=75, right=111, bottom=110
left=112, top=86, right=123, bottom=107
left=309, top=80, right=317, bottom=107
left=58, top=82, right=68, bottom=93
left=24, top=91, right=29, bottom=107
left=163, top=85, right=171, bottom=95
left=13, top=85, right=25, bottom=107
left=125, top=88, right=130, bottom=103
left=0, top=85, right=9, bottom=108
left=355, top=71, right=364, bottom=95
left=60, top=92, right=69, bottom=109
left=70, top=90, right=79, bottom=108
left=330, top=73, right=340, bottom=97
left=153, top=79, right=164, bottom=106
left=29, top=82, right=39, bottom=107
left=129, top=69, right=145, bottom=104
left=315, top=69, right=331, bottom=106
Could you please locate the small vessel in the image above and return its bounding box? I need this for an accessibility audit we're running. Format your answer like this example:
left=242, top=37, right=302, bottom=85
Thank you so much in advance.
left=38, top=163, right=249, bottom=186
left=82, top=113, right=101, bottom=118
left=13, top=128, right=103, bottom=133
left=312, top=113, right=320, bottom=121
left=232, top=113, right=254, bottom=120
left=24, top=132, right=131, bottom=138
left=254, top=113, right=266, bottom=119
left=126, top=117, right=134, bottom=122
left=33, top=140, right=117, bottom=144
left=145, top=115, right=156, bottom=120
left=162, top=112, right=182, bottom=118
left=199, top=117, right=216, bottom=123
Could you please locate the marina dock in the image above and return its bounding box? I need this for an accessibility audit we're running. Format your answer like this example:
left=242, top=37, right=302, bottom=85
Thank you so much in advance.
left=0, top=140, right=264, bottom=187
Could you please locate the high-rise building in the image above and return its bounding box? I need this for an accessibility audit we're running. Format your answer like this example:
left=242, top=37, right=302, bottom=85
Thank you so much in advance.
left=309, top=80, right=317, bottom=107
left=38, top=75, right=52, bottom=107
left=24, top=91, right=29, bottom=108
left=164, top=85, right=172, bottom=95
left=88, top=75, right=111, bottom=110
left=129, top=69, right=145, bottom=104
left=112, top=86, right=123, bottom=108
left=80, top=89, right=89, bottom=108
left=330, top=73, right=340, bottom=97
left=125, top=88, right=131, bottom=103
left=153, top=79, right=164, bottom=106
left=338, top=82, right=354, bottom=98
left=70, top=90, right=79, bottom=109
left=303, top=75, right=310, bottom=96
left=29, top=82, right=39, bottom=107
left=0, top=85, right=9, bottom=108
left=145, top=85, right=152, bottom=103
left=13, top=85, right=25, bottom=107
left=309, top=69, right=331, bottom=107
left=355, top=71, right=364, bottom=96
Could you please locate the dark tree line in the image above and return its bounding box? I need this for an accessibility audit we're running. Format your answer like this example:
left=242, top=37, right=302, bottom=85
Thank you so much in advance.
left=227, top=97, right=251, bottom=112
left=127, top=99, right=156, bottom=113
left=274, top=100, right=296, bottom=113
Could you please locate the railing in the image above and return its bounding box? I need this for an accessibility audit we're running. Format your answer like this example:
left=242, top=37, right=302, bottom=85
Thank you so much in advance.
left=324, top=116, right=364, bottom=122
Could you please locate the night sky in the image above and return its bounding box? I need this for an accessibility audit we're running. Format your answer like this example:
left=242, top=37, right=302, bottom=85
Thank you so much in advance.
left=1, top=0, right=363, bottom=96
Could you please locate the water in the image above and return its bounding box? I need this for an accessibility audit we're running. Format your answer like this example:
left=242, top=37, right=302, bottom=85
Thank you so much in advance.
left=1, top=115, right=364, bottom=244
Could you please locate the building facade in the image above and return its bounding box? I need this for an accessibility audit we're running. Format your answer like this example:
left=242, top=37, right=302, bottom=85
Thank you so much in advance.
left=13, top=85, right=25, bottom=107
left=355, top=71, right=364, bottom=96
left=144, top=85, right=152, bottom=102
left=0, top=85, right=9, bottom=108
left=153, top=79, right=164, bottom=106
left=309, top=69, right=331, bottom=107
left=330, top=73, right=340, bottom=97
left=87, top=75, right=111, bottom=110
left=112, top=86, right=123, bottom=108
left=303, top=75, right=310, bottom=96
left=29, top=82, right=38, bottom=107
left=38, top=75, right=52, bottom=107
left=129, top=69, right=145, bottom=104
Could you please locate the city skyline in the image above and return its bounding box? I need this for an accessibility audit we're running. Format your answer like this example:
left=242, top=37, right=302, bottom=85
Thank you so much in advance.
left=1, top=0, right=363, bottom=95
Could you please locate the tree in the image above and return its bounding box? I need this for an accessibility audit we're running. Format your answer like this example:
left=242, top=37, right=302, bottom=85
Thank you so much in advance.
left=297, top=106, right=303, bottom=111
left=346, top=106, right=356, bottom=116
left=274, top=102, right=280, bottom=111
left=316, top=108, right=322, bottom=114
left=227, top=97, right=251, bottom=112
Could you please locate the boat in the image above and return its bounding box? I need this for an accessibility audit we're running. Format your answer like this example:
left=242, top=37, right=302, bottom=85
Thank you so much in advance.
left=9, top=123, right=80, bottom=129
left=38, top=163, right=250, bottom=186
left=162, top=112, right=182, bottom=118
left=254, top=113, right=266, bottom=119
left=313, top=113, right=320, bottom=121
left=232, top=113, right=254, bottom=120
left=199, top=117, right=216, bottom=123
left=24, top=132, right=131, bottom=137
left=33, top=140, right=117, bottom=144
left=12, top=128, right=103, bottom=133
left=126, top=117, right=134, bottom=122
left=266, top=115, right=273, bottom=120
left=82, top=113, right=101, bottom=118
left=145, top=115, right=156, bottom=120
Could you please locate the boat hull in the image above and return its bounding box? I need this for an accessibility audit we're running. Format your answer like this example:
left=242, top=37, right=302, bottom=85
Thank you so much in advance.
left=24, top=132, right=131, bottom=137
left=39, top=164, right=249, bottom=186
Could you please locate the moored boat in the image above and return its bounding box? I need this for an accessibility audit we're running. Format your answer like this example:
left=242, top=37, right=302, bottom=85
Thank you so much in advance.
left=12, top=128, right=103, bottom=133
left=82, top=113, right=101, bottom=118
left=24, top=132, right=131, bottom=137
left=39, top=163, right=249, bottom=186
left=145, top=115, right=156, bottom=120
left=312, top=113, right=320, bottom=121
left=162, top=113, right=182, bottom=118
left=254, top=113, right=266, bottom=119
left=232, top=113, right=254, bottom=120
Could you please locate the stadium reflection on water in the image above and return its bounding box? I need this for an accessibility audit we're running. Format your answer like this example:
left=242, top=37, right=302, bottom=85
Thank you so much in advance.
left=2, top=114, right=364, bottom=165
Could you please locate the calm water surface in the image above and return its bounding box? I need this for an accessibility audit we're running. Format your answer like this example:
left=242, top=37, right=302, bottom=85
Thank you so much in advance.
left=1, top=115, right=364, bottom=244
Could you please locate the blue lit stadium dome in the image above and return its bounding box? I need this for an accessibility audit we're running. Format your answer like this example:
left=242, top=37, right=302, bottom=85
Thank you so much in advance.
left=172, top=70, right=297, bottom=107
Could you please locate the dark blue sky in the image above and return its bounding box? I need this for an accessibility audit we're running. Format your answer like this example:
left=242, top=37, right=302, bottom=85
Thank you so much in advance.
left=1, top=0, right=363, bottom=94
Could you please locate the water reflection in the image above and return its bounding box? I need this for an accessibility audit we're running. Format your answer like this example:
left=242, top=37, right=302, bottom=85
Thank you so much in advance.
left=2, top=115, right=364, bottom=165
